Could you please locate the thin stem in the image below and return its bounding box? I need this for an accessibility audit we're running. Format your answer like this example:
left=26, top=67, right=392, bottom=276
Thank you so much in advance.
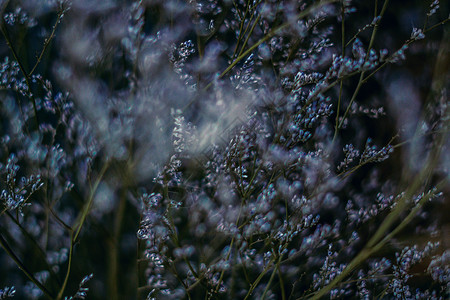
left=345, top=23, right=373, bottom=47
left=243, top=259, right=275, bottom=300
left=278, top=265, right=286, bottom=300
left=239, top=252, right=252, bottom=286
left=168, top=261, right=192, bottom=299
left=0, top=21, right=40, bottom=129
left=107, top=189, right=127, bottom=300
left=232, top=0, right=252, bottom=58
left=237, top=15, right=261, bottom=58
left=0, top=233, right=55, bottom=299
left=73, top=161, right=110, bottom=242
left=310, top=121, right=447, bottom=299
left=337, top=0, right=390, bottom=132
left=56, top=232, right=74, bottom=300
left=4, top=211, right=61, bottom=287
left=29, top=7, right=66, bottom=76
left=203, top=0, right=338, bottom=91
left=213, top=199, right=246, bottom=293
left=261, top=258, right=280, bottom=300
left=332, top=0, right=347, bottom=144
left=54, top=161, right=110, bottom=300
left=424, top=17, right=449, bottom=32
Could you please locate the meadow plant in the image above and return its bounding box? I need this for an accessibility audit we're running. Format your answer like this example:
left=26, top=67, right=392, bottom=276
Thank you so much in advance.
left=0, top=0, right=449, bottom=299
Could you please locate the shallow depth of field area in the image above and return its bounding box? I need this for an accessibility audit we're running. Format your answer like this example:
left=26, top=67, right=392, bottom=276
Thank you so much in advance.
left=0, top=0, right=449, bottom=299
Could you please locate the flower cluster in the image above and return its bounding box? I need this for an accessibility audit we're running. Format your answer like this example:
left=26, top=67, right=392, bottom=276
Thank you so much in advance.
left=0, top=0, right=448, bottom=299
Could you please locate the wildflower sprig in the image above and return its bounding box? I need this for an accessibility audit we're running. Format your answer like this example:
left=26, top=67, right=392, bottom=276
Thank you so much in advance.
left=0, top=0, right=448, bottom=299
